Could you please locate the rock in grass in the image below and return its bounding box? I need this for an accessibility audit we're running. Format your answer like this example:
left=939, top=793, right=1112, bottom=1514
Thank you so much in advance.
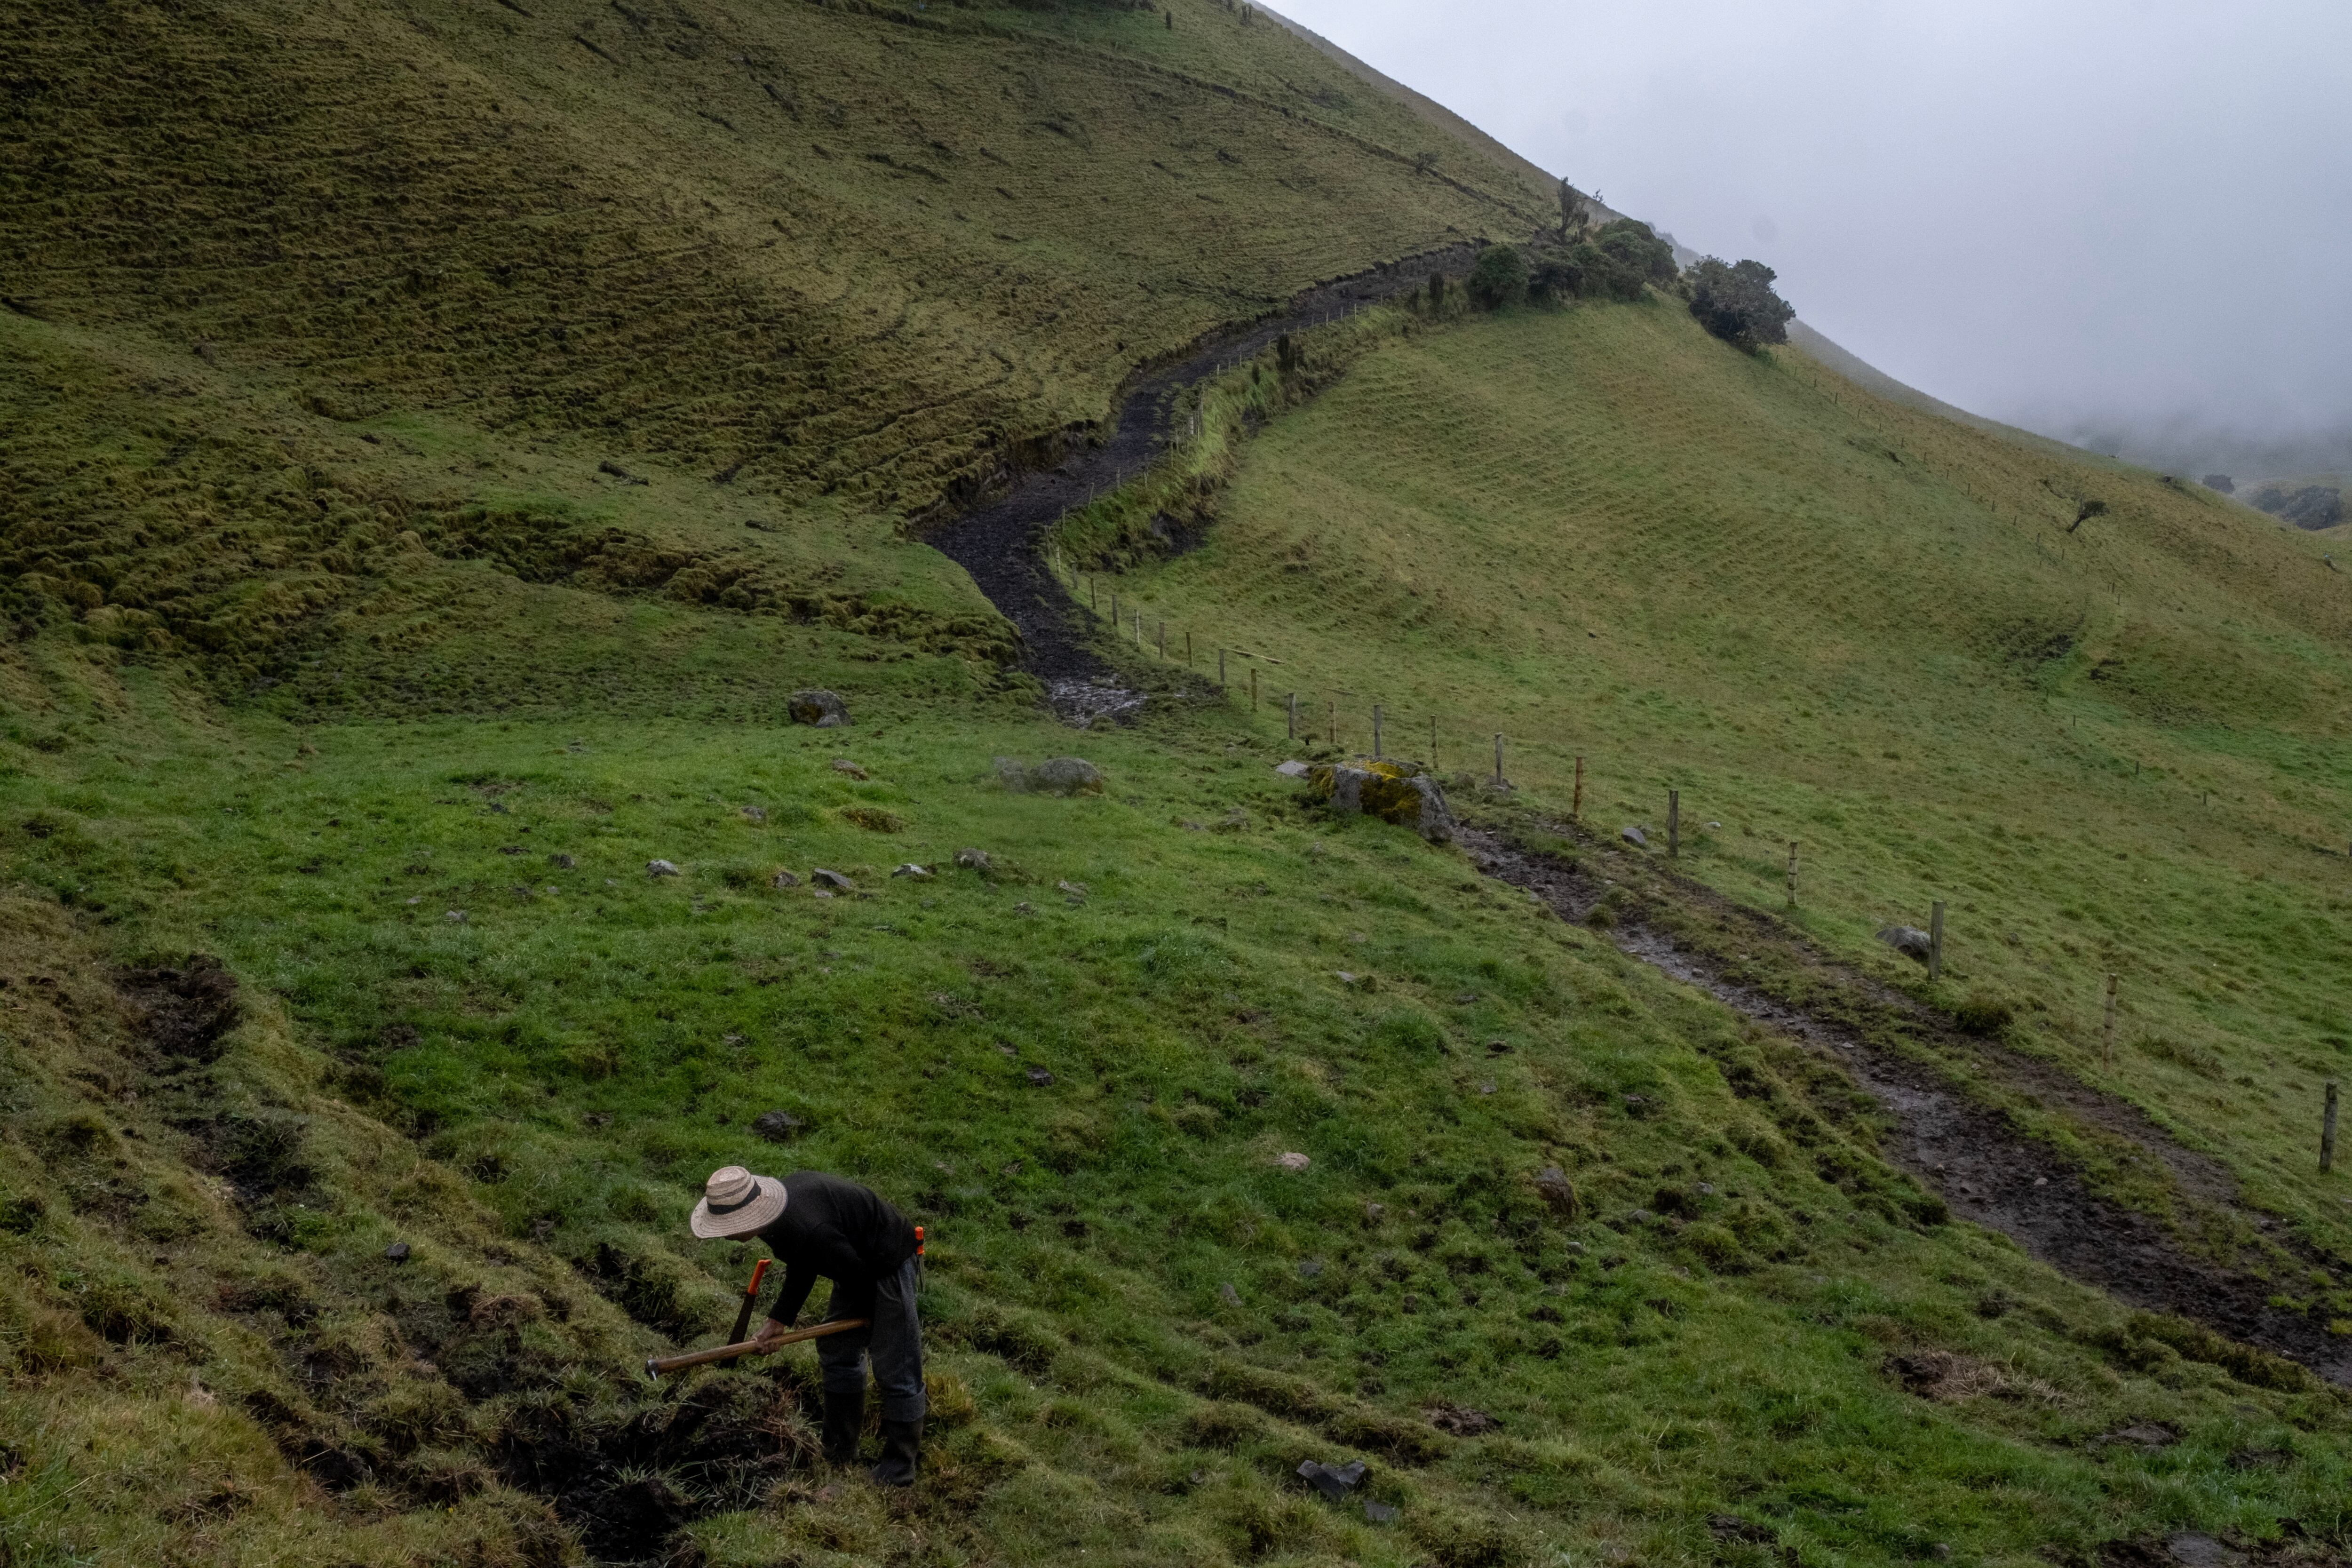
left=1535, top=1165, right=1579, bottom=1219
left=1621, top=825, right=1647, bottom=847
left=1025, top=1066, right=1055, bottom=1086
left=2164, top=1535, right=2235, bottom=1568
left=892, top=863, right=932, bottom=879
left=771, top=869, right=799, bottom=888
left=998, top=756, right=1105, bottom=796
left=1274, top=760, right=1310, bottom=779
left=1363, top=1500, right=1398, bottom=1524
left=549, top=852, right=575, bottom=869
left=1033, top=757, right=1105, bottom=795
left=831, top=758, right=868, bottom=780
left=383, top=1242, right=412, bottom=1262
left=810, top=868, right=853, bottom=891
left=1296, top=1458, right=1366, bottom=1499
left=1876, top=925, right=1933, bottom=963
left=1275, top=1151, right=1310, bottom=1171
left=752, top=1110, right=803, bottom=1143
left=1303, top=760, right=1454, bottom=843
left=954, top=847, right=990, bottom=870
left=788, top=689, right=850, bottom=727
left=647, top=860, right=681, bottom=877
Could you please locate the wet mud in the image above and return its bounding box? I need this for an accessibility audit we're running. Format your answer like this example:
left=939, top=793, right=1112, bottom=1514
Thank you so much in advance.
left=923, top=244, right=1478, bottom=685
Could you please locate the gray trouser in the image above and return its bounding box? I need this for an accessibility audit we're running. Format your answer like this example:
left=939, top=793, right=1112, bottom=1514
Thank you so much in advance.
left=815, top=1257, right=926, bottom=1424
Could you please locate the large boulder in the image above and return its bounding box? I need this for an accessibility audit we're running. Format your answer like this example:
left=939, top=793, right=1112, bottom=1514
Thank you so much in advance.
left=788, top=689, right=850, bottom=727
left=1305, top=759, right=1455, bottom=843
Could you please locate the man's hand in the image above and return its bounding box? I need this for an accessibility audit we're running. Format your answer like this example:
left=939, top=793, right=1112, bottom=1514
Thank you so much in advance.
left=754, top=1317, right=790, bottom=1350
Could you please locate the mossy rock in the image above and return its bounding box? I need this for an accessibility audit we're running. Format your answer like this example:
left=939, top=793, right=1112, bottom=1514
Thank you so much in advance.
left=1304, top=759, right=1455, bottom=842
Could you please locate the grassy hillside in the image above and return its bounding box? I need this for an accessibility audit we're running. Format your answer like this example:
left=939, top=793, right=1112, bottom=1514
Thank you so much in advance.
left=3, top=0, right=1549, bottom=693
left=10, top=594, right=2352, bottom=1567
left=1096, top=290, right=2352, bottom=1277
left=11, top=1, right=2352, bottom=1564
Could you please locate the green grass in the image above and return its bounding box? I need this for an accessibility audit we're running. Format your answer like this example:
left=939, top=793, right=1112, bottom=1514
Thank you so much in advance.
left=11, top=0, right=2352, bottom=1559
left=5, top=581, right=2352, bottom=1564
left=2, top=0, right=1552, bottom=689
left=1096, top=292, right=2352, bottom=1280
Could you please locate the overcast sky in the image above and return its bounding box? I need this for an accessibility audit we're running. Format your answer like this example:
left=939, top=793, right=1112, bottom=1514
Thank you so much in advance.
left=1278, top=0, right=2352, bottom=476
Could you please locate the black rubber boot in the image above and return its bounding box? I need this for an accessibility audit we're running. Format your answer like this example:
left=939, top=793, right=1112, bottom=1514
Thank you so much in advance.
left=869, top=1417, right=921, bottom=1488
left=820, top=1387, right=865, bottom=1467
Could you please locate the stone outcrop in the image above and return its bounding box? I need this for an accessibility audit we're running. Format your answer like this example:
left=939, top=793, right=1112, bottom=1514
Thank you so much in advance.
left=787, top=688, right=850, bottom=727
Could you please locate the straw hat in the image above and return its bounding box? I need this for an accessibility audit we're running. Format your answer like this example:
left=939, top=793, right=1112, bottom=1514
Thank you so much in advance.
left=689, top=1165, right=788, bottom=1239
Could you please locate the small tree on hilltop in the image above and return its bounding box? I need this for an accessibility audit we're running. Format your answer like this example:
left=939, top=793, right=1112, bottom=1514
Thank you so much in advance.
left=1590, top=219, right=1675, bottom=298
left=1467, top=243, right=1529, bottom=310
left=1528, top=218, right=1675, bottom=304
left=1687, top=257, right=1794, bottom=352
left=1557, top=180, right=1593, bottom=245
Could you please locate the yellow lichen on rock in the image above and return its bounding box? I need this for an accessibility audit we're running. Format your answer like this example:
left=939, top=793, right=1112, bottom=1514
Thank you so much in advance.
left=1304, top=759, right=1455, bottom=842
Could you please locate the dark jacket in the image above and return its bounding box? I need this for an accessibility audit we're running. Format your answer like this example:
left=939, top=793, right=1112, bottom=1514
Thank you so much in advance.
left=755, top=1171, right=918, bottom=1327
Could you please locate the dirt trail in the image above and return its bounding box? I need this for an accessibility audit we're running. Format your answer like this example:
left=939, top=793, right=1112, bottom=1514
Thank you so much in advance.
left=1460, top=824, right=2352, bottom=1386
left=914, top=248, right=2352, bottom=1387
left=922, top=244, right=1476, bottom=691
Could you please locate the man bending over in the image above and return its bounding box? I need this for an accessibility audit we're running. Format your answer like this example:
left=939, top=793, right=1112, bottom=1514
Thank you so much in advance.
left=690, top=1164, right=924, bottom=1485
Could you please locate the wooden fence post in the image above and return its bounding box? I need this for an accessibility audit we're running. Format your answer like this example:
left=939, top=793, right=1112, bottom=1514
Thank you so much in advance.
left=1668, top=789, right=1680, bottom=858
left=1250, top=666, right=1258, bottom=710
left=2325, top=1081, right=2340, bottom=1174
left=1929, top=901, right=1945, bottom=981
left=1218, top=648, right=1226, bottom=688
left=1327, top=700, right=1336, bottom=746
left=1373, top=704, right=1383, bottom=760
left=1089, top=577, right=1097, bottom=613
left=1785, top=842, right=1799, bottom=906
left=1430, top=716, right=1437, bottom=770
left=1157, top=620, right=1166, bottom=660
left=1186, top=630, right=1193, bottom=666
left=1492, top=734, right=1503, bottom=788
left=2101, top=973, right=2118, bottom=1066
left=1572, top=756, right=1584, bottom=823
left=1287, top=692, right=1297, bottom=741
left=1110, top=589, right=1119, bottom=628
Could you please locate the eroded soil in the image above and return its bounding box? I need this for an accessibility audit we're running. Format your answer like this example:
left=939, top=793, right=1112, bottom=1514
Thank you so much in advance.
left=1459, top=823, right=2352, bottom=1387
left=923, top=245, right=1476, bottom=683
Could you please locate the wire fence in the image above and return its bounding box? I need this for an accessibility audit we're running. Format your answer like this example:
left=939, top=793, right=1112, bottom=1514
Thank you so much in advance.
left=1053, top=557, right=1651, bottom=822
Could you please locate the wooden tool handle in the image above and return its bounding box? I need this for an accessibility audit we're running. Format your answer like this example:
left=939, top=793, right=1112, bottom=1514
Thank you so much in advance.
left=644, top=1316, right=869, bottom=1380
left=726, top=1257, right=771, bottom=1346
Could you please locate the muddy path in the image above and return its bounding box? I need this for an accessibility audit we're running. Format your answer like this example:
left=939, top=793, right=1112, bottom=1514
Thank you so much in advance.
left=1458, top=823, right=2352, bottom=1387
left=922, top=244, right=1477, bottom=692
left=910, top=239, right=2352, bottom=1387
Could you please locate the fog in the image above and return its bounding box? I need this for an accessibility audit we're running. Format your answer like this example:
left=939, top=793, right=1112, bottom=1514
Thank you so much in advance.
left=1274, top=0, right=2352, bottom=481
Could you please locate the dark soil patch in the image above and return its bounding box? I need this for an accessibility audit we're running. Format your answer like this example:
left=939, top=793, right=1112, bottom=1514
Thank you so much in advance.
left=118, top=954, right=239, bottom=1062
left=492, top=1366, right=812, bottom=1563
left=924, top=244, right=1478, bottom=684
left=1459, top=824, right=2352, bottom=1388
